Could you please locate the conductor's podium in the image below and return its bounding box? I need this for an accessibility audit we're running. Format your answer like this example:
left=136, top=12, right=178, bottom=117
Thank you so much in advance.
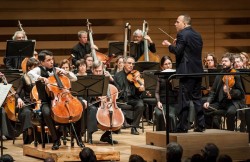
left=131, top=129, right=250, bottom=162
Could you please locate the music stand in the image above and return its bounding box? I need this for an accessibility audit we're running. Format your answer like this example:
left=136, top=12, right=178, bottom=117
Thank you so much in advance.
left=108, top=41, right=137, bottom=57
left=71, top=75, right=109, bottom=142
left=6, top=40, right=35, bottom=57
left=134, top=62, right=160, bottom=72
left=1, top=73, right=22, bottom=90
left=238, top=70, right=250, bottom=94
left=5, top=40, right=36, bottom=69
left=143, top=70, right=159, bottom=97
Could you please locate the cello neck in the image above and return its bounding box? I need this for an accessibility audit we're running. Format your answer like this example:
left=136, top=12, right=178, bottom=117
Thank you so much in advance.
left=87, top=19, right=98, bottom=62
left=143, top=20, right=149, bottom=62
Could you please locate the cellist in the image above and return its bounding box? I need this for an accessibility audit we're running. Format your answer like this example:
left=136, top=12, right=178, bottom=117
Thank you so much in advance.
left=27, top=50, right=84, bottom=150
left=15, top=57, right=39, bottom=144
left=86, top=60, right=118, bottom=144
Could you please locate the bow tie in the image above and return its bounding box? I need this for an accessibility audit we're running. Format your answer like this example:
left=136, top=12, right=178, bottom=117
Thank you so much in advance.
left=46, top=68, right=53, bottom=73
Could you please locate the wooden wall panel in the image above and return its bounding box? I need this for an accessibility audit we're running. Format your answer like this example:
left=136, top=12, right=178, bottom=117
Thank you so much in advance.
left=0, top=0, right=250, bottom=65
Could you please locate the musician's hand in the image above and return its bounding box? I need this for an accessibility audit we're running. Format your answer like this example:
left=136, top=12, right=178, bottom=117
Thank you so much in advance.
left=203, top=102, right=209, bottom=109
left=38, top=77, right=49, bottom=84
left=82, top=99, right=87, bottom=109
left=139, top=85, right=145, bottom=91
left=104, top=71, right=114, bottom=82
left=223, top=85, right=231, bottom=93
left=173, top=39, right=177, bottom=45
left=91, top=44, right=99, bottom=50
left=162, top=40, right=171, bottom=47
left=57, top=69, right=67, bottom=76
left=144, top=35, right=153, bottom=43
left=157, top=102, right=163, bottom=110
left=17, top=98, right=25, bottom=108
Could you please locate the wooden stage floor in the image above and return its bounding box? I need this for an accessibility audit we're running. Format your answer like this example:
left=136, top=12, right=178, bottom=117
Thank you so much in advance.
left=1, top=124, right=152, bottom=162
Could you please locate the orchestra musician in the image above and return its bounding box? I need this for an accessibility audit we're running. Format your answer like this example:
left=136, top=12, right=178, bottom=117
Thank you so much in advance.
left=27, top=50, right=83, bottom=150
left=240, top=52, right=250, bottom=69
left=111, top=56, right=124, bottom=76
left=162, top=14, right=205, bottom=133
left=0, top=74, right=16, bottom=140
left=15, top=57, right=39, bottom=144
left=132, top=29, right=156, bottom=61
left=5, top=30, right=28, bottom=70
left=113, top=56, right=145, bottom=135
left=234, top=54, right=244, bottom=69
left=71, top=31, right=98, bottom=66
left=203, top=53, right=246, bottom=131
left=59, top=59, right=77, bottom=82
left=84, top=54, right=94, bottom=75
left=86, top=60, right=118, bottom=144
left=155, top=56, right=178, bottom=132
left=204, top=53, right=218, bottom=69
left=75, top=59, right=88, bottom=76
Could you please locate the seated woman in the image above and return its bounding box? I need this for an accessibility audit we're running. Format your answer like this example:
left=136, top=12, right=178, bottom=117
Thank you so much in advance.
left=155, top=56, right=178, bottom=132
left=203, top=53, right=218, bottom=69
left=75, top=59, right=87, bottom=76
left=59, top=59, right=77, bottom=82
left=111, top=56, right=124, bottom=76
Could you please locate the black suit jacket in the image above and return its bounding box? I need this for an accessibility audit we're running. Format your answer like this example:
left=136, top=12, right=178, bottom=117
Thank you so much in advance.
left=169, top=26, right=203, bottom=74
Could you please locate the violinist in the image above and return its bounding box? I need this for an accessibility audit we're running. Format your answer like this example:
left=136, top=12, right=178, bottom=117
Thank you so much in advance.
left=87, top=61, right=118, bottom=144
left=113, top=56, right=145, bottom=135
left=5, top=30, right=28, bottom=70
left=71, top=31, right=98, bottom=67
left=132, top=29, right=156, bottom=61
left=15, top=57, right=39, bottom=144
left=203, top=53, right=246, bottom=131
left=27, top=50, right=71, bottom=150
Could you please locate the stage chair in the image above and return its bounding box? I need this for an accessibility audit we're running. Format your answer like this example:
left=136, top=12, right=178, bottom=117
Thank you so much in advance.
left=117, top=103, right=144, bottom=133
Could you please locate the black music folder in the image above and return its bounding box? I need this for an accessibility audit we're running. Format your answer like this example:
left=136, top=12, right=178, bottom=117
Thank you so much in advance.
left=108, top=41, right=137, bottom=57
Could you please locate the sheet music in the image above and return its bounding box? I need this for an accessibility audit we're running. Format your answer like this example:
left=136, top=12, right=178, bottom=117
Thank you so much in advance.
left=161, top=69, right=176, bottom=72
left=0, top=83, right=12, bottom=107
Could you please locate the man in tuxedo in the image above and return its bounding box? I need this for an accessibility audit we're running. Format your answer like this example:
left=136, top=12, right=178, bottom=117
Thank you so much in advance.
left=162, top=14, right=205, bottom=132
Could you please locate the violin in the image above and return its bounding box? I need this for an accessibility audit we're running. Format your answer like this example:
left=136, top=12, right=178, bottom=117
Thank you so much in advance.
left=222, top=69, right=236, bottom=99
left=1, top=74, right=17, bottom=121
left=46, top=68, right=83, bottom=124
left=127, top=70, right=145, bottom=91
left=96, top=84, right=124, bottom=131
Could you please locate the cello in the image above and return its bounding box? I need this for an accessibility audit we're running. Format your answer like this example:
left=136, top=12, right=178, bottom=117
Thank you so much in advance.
left=46, top=68, right=83, bottom=124
left=96, top=84, right=124, bottom=131
left=1, top=74, right=17, bottom=121
left=138, top=20, right=160, bottom=62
